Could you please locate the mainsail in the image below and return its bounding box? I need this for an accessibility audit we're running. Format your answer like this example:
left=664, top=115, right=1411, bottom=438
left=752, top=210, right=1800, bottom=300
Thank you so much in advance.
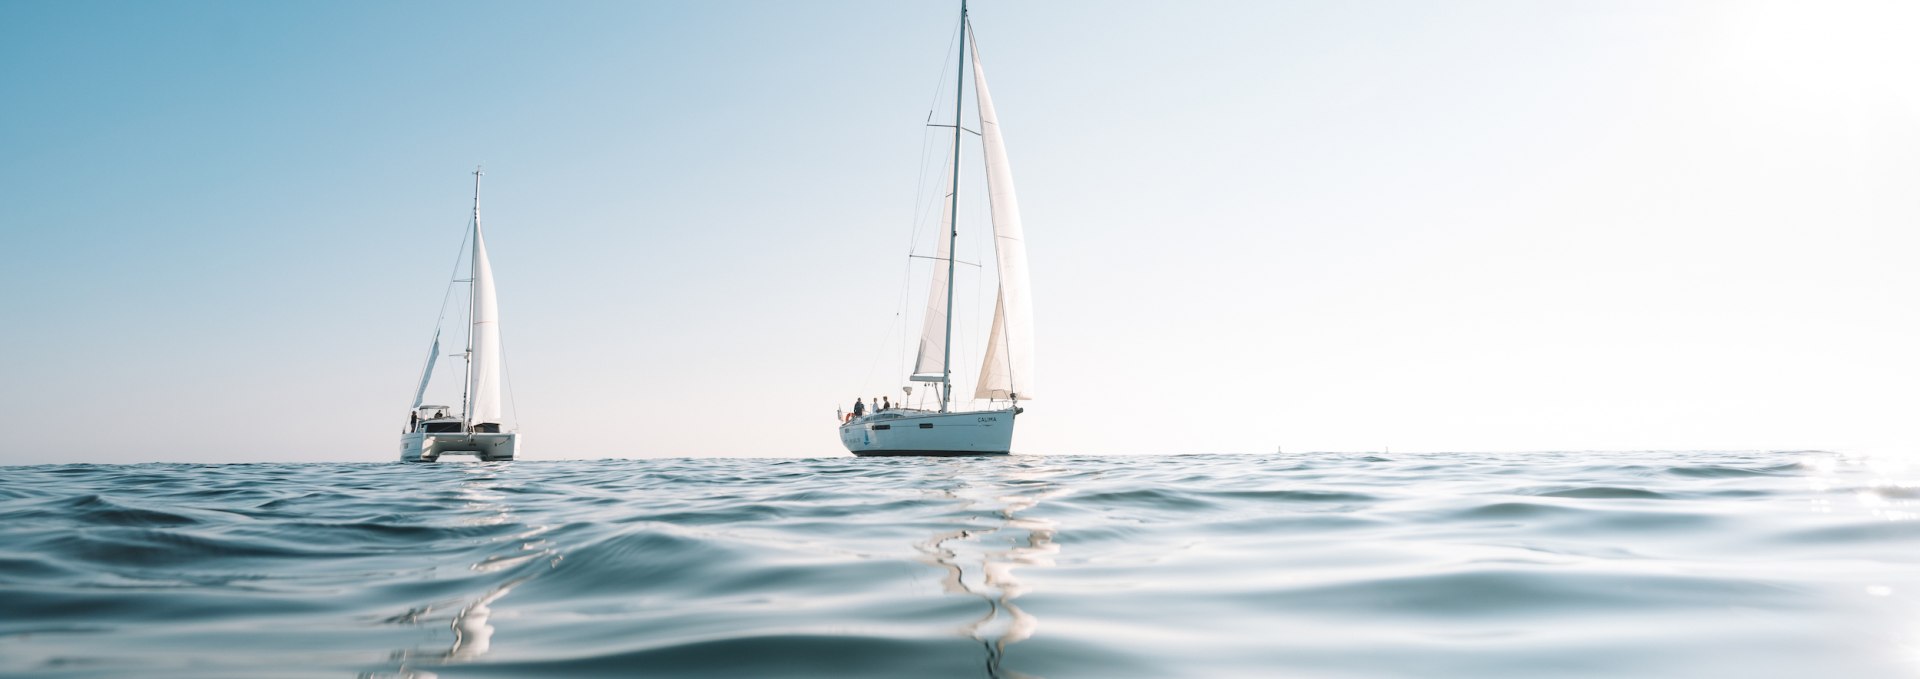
left=467, top=222, right=503, bottom=425
left=969, top=33, right=1035, bottom=401
left=912, top=157, right=957, bottom=381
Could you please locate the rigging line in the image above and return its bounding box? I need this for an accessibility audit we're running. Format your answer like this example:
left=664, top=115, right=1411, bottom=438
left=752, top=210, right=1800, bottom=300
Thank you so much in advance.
left=855, top=301, right=907, bottom=400
left=908, top=131, right=956, bottom=260
left=908, top=12, right=963, bottom=249
left=923, top=13, right=964, bottom=123
left=408, top=212, right=475, bottom=416
left=896, top=236, right=915, bottom=386
left=906, top=122, right=941, bottom=258
left=500, top=332, right=522, bottom=434
left=909, top=254, right=982, bottom=267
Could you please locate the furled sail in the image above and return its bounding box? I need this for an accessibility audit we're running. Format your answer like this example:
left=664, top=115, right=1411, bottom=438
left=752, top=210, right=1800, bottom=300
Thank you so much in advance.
left=911, top=156, right=957, bottom=381
left=969, top=34, right=1035, bottom=401
left=467, top=223, right=503, bottom=425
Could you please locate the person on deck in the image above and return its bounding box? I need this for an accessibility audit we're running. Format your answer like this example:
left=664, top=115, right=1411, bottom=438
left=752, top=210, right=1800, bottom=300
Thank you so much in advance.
left=853, top=398, right=866, bottom=419
left=882, top=396, right=891, bottom=411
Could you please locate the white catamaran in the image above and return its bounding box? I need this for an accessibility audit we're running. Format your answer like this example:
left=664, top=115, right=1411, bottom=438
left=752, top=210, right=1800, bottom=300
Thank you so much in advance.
left=840, top=1, right=1035, bottom=457
left=400, top=169, right=519, bottom=462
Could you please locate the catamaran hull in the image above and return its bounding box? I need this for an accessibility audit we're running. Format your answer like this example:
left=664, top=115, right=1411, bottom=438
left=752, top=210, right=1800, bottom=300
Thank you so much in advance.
left=839, top=408, right=1017, bottom=456
left=400, top=432, right=518, bottom=462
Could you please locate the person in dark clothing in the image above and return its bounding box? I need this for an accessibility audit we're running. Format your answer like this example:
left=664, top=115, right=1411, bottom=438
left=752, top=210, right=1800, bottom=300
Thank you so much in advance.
left=853, top=398, right=866, bottom=418
left=882, top=396, right=891, bottom=411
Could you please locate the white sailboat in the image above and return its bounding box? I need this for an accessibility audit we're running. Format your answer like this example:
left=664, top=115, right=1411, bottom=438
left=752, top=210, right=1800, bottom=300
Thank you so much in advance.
left=840, top=1, right=1035, bottom=457
left=400, top=169, right=519, bottom=462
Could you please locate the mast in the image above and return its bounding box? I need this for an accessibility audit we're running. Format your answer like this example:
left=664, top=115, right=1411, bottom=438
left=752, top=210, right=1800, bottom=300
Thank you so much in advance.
left=940, top=0, right=967, bottom=413
left=461, top=167, right=482, bottom=431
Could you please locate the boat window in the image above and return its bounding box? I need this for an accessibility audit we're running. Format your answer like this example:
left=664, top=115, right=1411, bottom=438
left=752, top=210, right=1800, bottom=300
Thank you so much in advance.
left=873, top=425, right=891, bottom=430
left=919, top=423, right=934, bottom=429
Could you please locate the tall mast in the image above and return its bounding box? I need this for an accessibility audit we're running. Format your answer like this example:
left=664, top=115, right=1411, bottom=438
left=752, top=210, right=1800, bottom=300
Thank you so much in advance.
left=461, top=167, right=482, bottom=431
left=940, top=0, right=967, bottom=413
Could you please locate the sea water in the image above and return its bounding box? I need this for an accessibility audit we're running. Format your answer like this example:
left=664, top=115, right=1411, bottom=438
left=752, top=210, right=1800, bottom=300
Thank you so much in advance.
left=2, top=451, right=1917, bottom=678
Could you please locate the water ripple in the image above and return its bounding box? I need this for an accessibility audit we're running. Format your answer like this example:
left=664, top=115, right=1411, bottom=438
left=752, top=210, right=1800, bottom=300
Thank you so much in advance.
left=0, top=451, right=1915, bottom=677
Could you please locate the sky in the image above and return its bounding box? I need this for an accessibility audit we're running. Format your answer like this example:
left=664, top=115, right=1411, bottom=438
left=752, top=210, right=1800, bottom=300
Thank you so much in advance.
left=2, top=0, right=1917, bottom=464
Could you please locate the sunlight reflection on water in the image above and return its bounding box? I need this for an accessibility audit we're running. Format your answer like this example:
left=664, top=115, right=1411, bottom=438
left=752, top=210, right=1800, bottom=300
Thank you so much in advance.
left=1, top=451, right=1917, bottom=678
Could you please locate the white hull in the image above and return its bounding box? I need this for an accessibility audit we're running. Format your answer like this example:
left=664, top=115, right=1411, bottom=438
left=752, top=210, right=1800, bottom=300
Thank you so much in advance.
left=839, top=407, right=1017, bottom=456
left=401, top=431, right=518, bottom=462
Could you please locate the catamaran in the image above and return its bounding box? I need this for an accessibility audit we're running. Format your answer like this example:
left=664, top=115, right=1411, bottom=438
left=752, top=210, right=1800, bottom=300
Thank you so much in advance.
left=400, top=169, right=519, bottom=462
left=839, top=0, right=1035, bottom=457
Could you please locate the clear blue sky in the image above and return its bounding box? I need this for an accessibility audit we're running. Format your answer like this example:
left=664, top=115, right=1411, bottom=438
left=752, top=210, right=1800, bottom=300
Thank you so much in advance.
left=3, top=0, right=1916, bottom=464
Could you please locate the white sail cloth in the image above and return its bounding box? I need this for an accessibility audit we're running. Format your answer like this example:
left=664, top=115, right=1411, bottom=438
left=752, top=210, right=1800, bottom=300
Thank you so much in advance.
left=411, top=331, right=440, bottom=409
left=969, top=34, right=1035, bottom=401
left=912, top=158, right=956, bottom=381
left=467, top=224, right=503, bottom=425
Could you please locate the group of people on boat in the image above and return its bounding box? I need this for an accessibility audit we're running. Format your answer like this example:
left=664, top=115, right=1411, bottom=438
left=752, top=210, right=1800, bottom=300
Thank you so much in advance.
left=406, top=408, right=452, bottom=433
left=840, top=396, right=894, bottom=424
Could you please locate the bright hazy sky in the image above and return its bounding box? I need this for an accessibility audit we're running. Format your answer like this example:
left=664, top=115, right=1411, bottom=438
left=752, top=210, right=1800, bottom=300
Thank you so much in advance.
left=2, top=0, right=1916, bottom=464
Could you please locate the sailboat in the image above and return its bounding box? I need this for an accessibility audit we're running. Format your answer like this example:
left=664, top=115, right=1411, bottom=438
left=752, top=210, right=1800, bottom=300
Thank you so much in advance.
left=839, top=0, right=1035, bottom=457
left=400, top=169, right=519, bottom=462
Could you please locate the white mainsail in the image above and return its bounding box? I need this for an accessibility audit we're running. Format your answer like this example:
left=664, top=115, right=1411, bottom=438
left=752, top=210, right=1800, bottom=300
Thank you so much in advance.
left=467, top=223, right=503, bottom=425
left=970, top=34, right=1035, bottom=401
left=912, top=157, right=957, bottom=381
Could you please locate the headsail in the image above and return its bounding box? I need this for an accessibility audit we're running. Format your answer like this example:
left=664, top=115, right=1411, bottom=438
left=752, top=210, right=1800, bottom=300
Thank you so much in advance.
left=467, top=222, right=503, bottom=426
left=969, top=32, right=1035, bottom=401
left=411, top=330, right=440, bottom=409
left=912, top=155, right=957, bottom=381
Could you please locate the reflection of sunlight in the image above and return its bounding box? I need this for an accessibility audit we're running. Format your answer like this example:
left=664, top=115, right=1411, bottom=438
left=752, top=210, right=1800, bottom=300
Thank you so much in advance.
left=448, top=583, right=513, bottom=660
left=457, top=466, right=514, bottom=526
left=915, top=461, right=1063, bottom=678
left=388, top=464, right=557, bottom=672
left=1810, top=452, right=1920, bottom=522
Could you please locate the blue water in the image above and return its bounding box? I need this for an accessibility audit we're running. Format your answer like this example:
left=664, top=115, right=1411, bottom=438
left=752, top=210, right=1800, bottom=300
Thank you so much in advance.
left=2, top=451, right=1917, bottom=678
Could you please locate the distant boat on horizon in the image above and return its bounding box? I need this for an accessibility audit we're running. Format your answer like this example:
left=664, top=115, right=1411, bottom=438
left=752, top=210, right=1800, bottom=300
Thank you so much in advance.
left=840, top=0, right=1035, bottom=457
left=400, top=169, right=519, bottom=462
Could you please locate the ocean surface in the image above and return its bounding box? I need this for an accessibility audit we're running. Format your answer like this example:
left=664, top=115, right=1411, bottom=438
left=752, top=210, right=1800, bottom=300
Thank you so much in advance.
left=3, top=451, right=1918, bottom=678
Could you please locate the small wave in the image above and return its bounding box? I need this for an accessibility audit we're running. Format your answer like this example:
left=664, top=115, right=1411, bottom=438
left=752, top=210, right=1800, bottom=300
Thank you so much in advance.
left=30, top=527, right=346, bottom=568
left=1253, top=568, right=1797, bottom=618
left=1773, top=520, right=1920, bottom=545
left=1866, top=485, right=1920, bottom=500
left=1204, top=488, right=1378, bottom=503
left=1532, top=487, right=1669, bottom=500
left=1665, top=463, right=1802, bottom=478
left=417, top=634, right=984, bottom=678
left=1068, top=488, right=1216, bottom=510
left=1451, top=501, right=1586, bottom=520
left=11, top=494, right=204, bottom=527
